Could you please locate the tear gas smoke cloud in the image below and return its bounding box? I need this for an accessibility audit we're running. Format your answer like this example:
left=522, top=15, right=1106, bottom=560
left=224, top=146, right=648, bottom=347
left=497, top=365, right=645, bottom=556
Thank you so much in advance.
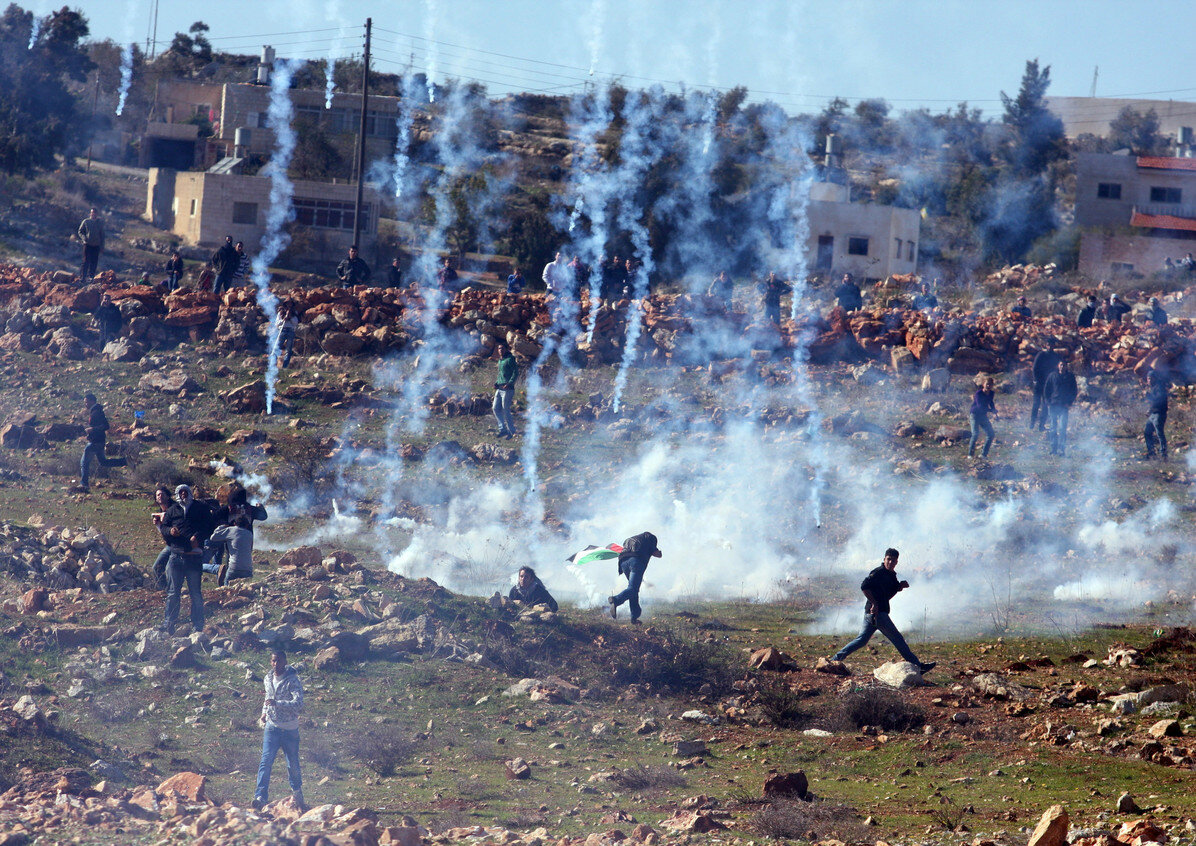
left=115, top=43, right=134, bottom=116
left=324, top=8, right=346, bottom=109
left=249, top=59, right=299, bottom=415
left=586, top=0, right=606, bottom=77
left=27, top=16, right=40, bottom=49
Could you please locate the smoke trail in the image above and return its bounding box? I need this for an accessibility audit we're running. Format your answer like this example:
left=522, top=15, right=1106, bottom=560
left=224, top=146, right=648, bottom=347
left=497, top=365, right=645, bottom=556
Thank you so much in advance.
left=249, top=59, right=299, bottom=415
left=609, top=89, right=666, bottom=413
left=27, top=16, right=40, bottom=49
left=324, top=7, right=346, bottom=109
left=391, top=74, right=420, bottom=199
left=115, top=43, right=134, bottom=115
left=586, top=0, right=607, bottom=76
left=423, top=0, right=438, bottom=102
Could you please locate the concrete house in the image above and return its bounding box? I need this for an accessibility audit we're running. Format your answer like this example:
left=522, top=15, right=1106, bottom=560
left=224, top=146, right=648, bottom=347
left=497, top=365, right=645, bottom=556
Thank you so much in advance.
left=806, top=180, right=921, bottom=281
left=1076, top=152, right=1196, bottom=277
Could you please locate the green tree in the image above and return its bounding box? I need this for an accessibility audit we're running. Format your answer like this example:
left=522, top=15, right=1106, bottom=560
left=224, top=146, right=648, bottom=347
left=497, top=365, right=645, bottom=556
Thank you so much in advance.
left=290, top=117, right=348, bottom=179
left=1108, top=106, right=1165, bottom=155
left=0, top=4, right=93, bottom=174
left=999, top=59, right=1065, bottom=177
left=161, top=21, right=212, bottom=75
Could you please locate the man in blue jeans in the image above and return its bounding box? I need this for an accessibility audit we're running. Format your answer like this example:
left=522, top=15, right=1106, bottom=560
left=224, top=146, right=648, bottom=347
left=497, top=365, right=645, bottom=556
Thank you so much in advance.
left=831, top=548, right=935, bottom=674
left=608, top=531, right=662, bottom=624
left=254, top=649, right=306, bottom=812
left=158, top=484, right=214, bottom=635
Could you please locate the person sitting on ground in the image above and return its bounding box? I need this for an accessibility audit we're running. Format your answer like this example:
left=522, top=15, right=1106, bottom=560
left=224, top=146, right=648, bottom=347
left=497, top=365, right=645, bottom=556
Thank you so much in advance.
left=205, top=515, right=255, bottom=586
left=1010, top=295, right=1031, bottom=319
left=150, top=485, right=174, bottom=590
left=1077, top=294, right=1098, bottom=328
left=1103, top=293, right=1132, bottom=323
left=830, top=548, right=935, bottom=674
left=506, top=266, right=525, bottom=294
left=508, top=566, right=558, bottom=612
left=1147, top=297, right=1168, bottom=325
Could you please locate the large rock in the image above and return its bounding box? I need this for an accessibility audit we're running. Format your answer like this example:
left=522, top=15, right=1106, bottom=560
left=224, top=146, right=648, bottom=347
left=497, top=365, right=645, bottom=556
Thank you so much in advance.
left=762, top=771, right=808, bottom=799
left=279, top=546, right=324, bottom=568
left=102, top=337, right=145, bottom=362
left=156, top=771, right=207, bottom=802
left=328, top=631, right=369, bottom=660
left=220, top=380, right=267, bottom=413
left=873, top=661, right=925, bottom=689
left=321, top=331, right=365, bottom=356
left=1027, top=805, right=1069, bottom=846
left=139, top=369, right=201, bottom=394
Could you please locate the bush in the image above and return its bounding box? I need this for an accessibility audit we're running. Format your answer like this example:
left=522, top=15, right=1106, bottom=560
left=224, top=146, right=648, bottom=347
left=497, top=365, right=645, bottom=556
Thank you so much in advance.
left=831, top=686, right=926, bottom=733
left=752, top=798, right=869, bottom=842
left=132, top=456, right=198, bottom=491
left=755, top=675, right=812, bottom=728
left=609, top=623, right=739, bottom=696
left=349, top=723, right=424, bottom=777
left=613, top=765, right=688, bottom=791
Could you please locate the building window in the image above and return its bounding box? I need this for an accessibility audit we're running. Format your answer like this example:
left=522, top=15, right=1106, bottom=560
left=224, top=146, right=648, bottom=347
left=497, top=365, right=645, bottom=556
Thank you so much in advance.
left=189, top=198, right=197, bottom=217
left=293, top=197, right=371, bottom=232
left=1096, top=182, right=1122, bottom=200
left=1110, top=262, right=1134, bottom=276
left=908, top=241, right=916, bottom=260
left=232, top=202, right=258, bottom=226
left=1150, top=186, right=1182, bottom=204
left=894, top=237, right=902, bottom=257
left=847, top=237, right=869, bottom=256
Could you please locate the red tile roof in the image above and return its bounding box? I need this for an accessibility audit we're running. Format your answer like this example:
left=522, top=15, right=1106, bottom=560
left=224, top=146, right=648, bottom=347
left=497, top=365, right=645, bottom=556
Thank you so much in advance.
left=1131, top=211, right=1196, bottom=232
left=1137, top=156, right=1196, bottom=171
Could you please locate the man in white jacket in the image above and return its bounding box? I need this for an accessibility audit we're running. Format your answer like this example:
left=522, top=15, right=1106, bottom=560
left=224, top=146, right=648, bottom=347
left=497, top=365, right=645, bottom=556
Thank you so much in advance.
left=253, top=649, right=306, bottom=811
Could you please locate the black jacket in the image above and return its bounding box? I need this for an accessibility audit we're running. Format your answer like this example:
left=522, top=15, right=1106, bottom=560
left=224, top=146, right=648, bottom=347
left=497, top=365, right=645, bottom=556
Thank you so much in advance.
left=1147, top=373, right=1169, bottom=414
left=1032, top=350, right=1061, bottom=385
left=860, top=565, right=902, bottom=614
left=337, top=256, right=371, bottom=286
left=508, top=578, right=558, bottom=612
left=618, top=531, right=660, bottom=575
left=1077, top=304, right=1096, bottom=328
left=211, top=243, right=238, bottom=277
left=1044, top=371, right=1078, bottom=407
left=85, top=403, right=110, bottom=444
left=160, top=499, right=216, bottom=554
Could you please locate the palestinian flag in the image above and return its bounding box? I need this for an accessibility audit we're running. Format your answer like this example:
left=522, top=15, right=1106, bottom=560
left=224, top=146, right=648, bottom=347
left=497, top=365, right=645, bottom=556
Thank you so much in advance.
left=566, top=543, right=622, bottom=566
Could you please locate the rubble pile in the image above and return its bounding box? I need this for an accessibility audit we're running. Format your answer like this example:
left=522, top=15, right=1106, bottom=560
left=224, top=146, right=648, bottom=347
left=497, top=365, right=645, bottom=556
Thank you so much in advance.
left=0, top=263, right=1193, bottom=379
left=0, top=520, right=146, bottom=594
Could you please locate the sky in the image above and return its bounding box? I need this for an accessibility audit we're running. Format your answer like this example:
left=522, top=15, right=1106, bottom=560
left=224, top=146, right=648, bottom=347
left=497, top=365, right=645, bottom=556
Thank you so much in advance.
left=34, top=0, right=1196, bottom=115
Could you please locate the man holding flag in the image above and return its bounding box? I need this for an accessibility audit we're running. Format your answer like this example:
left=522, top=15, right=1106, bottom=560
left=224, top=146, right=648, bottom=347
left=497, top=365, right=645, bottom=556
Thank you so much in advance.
left=608, top=531, right=662, bottom=624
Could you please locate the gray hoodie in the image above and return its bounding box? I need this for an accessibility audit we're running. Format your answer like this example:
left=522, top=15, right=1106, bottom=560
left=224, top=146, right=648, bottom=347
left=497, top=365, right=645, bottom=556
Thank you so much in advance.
left=262, top=667, right=304, bottom=730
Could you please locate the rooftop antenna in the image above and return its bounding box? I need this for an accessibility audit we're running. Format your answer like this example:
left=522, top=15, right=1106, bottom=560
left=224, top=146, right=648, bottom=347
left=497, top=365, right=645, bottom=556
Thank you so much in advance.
left=1090, top=65, right=1099, bottom=98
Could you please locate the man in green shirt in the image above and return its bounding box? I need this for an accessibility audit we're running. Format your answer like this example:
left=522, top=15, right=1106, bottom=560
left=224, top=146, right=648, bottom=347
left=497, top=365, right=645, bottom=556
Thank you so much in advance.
left=492, top=342, right=518, bottom=438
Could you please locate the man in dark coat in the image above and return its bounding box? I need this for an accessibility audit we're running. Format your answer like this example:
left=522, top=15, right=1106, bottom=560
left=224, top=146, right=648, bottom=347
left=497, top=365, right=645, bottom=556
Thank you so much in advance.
left=1043, top=359, right=1078, bottom=456
left=94, top=294, right=122, bottom=348
left=834, top=272, right=862, bottom=311
left=608, top=531, right=662, bottom=624
left=1029, top=348, right=1062, bottom=431
left=336, top=245, right=371, bottom=287
left=210, top=236, right=239, bottom=295
left=159, top=484, right=215, bottom=634
left=80, top=392, right=127, bottom=492
left=1144, top=365, right=1169, bottom=460
left=759, top=272, right=790, bottom=325
left=1077, top=295, right=1098, bottom=328
left=830, top=548, right=935, bottom=673
left=508, top=566, right=558, bottom=612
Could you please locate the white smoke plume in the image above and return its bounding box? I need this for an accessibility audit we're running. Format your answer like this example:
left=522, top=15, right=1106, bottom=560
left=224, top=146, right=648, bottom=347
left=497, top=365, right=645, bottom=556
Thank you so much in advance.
left=423, top=0, right=438, bottom=103
left=27, top=15, right=40, bottom=49
left=115, top=43, right=135, bottom=116
left=250, top=59, right=299, bottom=414
left=586, top=0, right=607, bottom=77
left=324, top=8, right=346, bottom=109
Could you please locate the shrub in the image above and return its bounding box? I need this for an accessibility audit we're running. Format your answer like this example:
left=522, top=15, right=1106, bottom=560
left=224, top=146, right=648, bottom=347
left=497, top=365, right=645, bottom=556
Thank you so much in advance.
left=752, top=798, right=869, bottom=842
left=349, top=723, right=423, bottom=777
left=830, top=686, right=926, bottom=733
left=613, top=765, right=688, bottom=791
left=132, top=456, right=198, bottom=490
left=609, top=623, right=739, bottom=696
left=755, top=675, right=812, bottom=728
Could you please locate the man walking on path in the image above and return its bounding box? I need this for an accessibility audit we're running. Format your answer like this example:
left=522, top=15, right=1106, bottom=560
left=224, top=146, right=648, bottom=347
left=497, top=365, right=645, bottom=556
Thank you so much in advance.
left=1029, top=348, right=1061, bottom=431
left=492, top=342, right=518, bottom=438
left=159, top=484, right=214, bottom=635
left=253, top=649, right=306, bottom=812
left=77, top=208, right=105, bottom=281
left=830, top=548, right=935, bottom=673
left=80, top=393, right=127, bottom=492
left=608, top=531, right=662, bottom=624
left=1044, top=359, right=1078, bottom=456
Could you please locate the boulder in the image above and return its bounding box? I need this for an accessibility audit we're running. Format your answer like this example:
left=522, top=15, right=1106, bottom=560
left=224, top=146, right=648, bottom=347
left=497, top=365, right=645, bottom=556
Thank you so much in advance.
left=504, top=757, right=531, bottom=780
left=328, top=631, right=369, bottom=661
left=102, top=337, right=145, bottom=362
left=220, top=380, right=267, bottom=413
left=156, top=771, right=207, bottom=802
left=313, top=646, right=342, bottom=670
left=139, top=369, right=201, bottom=394
left=873, top=661, right=925, bottom=689
left=321, top=331, right=365, bottom=356
left=762, top=771, right=808, bottom=799
left=1027, top=805, right=1068, bottom=846
left=748, top=646, right=796, bottom=671
left=279, top=546, right=324, bottom=568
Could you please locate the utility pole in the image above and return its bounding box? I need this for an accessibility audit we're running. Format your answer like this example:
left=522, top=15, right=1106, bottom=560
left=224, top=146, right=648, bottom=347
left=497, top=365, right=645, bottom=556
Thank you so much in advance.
left=86, top=72, right=100, bottom=171
left=1090, top=66, right=1099, bottom=98
left=353, top=17, right=371, bottom=251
